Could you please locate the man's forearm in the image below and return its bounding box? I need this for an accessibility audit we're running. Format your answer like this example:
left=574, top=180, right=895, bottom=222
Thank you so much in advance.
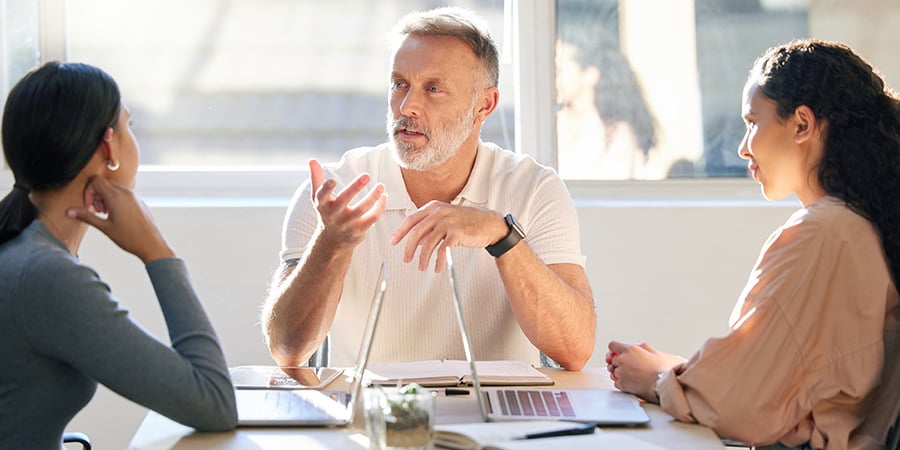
left=496, top=244, right=596, bottom=370
left=262, top=234, right=355, bottom=366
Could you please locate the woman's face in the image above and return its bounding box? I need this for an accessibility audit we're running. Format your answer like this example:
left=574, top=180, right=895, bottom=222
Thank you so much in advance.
left=108, top=102, right=140, bottom=188
left=738, top=80, right=805, bottom=201
left=555, top=41, right=598, bottom=107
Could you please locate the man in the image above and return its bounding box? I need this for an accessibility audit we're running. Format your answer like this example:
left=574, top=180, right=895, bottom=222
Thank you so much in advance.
left=262, top=7, right=595, bottom=370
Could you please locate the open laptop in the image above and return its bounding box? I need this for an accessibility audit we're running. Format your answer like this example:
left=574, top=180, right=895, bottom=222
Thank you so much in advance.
left=234, top=262, right=386, bottom=426
left=445, top=251, right=649, bottom=426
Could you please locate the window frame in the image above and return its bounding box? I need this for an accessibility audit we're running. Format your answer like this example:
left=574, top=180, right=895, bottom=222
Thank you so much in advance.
left=1, top=0, right=767, bottom=207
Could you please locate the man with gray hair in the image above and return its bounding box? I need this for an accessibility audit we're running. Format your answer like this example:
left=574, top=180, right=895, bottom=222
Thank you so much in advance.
left=262, top=6, right=595, bottom=371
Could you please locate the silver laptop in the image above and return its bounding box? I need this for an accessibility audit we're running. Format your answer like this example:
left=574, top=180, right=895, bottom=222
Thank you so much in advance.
left=235, top=262, right=386, bottom=426
left=445, top=251, right=649, bottom=426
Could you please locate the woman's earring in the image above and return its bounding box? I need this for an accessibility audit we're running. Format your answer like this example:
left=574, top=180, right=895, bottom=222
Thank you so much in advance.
left=107, top=160, right=120, bottom=172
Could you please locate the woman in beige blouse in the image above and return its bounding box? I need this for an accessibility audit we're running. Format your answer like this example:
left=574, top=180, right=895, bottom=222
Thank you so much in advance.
left=606, top=40, right=900, bottom=450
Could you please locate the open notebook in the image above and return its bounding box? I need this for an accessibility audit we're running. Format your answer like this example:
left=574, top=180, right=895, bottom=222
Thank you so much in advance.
left=234, top=262, right=386, bottom=426
left=366, top=359, right=553, bottom=387
left=445, top=251, right=649, bottom=426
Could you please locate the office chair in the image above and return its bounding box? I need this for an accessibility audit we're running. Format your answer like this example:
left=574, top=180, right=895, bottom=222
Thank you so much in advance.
left=306, top=334, right=330, bottom=367
left=539, top=352, right=561, bottom=369
left=888, top=411, right=900, bottom=450
left=63, top=432, right=91, bottom=449
left=882, top=338, right=900, bottom=450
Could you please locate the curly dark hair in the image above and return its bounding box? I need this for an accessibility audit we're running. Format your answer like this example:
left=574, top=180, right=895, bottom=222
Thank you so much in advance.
left=751, top=39, right=900, bottom=287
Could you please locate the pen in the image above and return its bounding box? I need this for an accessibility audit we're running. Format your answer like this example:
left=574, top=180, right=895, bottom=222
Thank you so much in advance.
left=522, top=423, right=595, bottom=439
left=444, top=388, right=470, bottom=396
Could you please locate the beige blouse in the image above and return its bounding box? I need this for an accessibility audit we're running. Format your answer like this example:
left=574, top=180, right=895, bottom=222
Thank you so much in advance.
left=657, top=196, right=900, bottom=450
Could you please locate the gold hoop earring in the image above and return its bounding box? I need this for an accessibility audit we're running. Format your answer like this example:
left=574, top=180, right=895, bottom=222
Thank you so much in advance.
left=107, top=160, right=120, bottom=172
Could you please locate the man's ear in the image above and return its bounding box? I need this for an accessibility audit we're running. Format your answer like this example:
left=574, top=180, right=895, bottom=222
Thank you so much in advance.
left=474, top=86, right=499, bottom=123
left=793, top=105, right=818, bottom=144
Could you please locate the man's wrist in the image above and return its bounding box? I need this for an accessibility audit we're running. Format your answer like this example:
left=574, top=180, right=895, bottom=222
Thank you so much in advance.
left=485, top=213, right=526, bottom=258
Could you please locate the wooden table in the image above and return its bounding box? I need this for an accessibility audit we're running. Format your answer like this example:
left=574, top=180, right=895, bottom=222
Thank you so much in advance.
left=128, top=368, right=726, bottom=450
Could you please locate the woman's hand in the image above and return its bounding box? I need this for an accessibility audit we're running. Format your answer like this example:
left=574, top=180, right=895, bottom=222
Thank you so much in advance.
left=606, top=341, right=686, bottom=403
left=66, top=176, right=175, bottom=264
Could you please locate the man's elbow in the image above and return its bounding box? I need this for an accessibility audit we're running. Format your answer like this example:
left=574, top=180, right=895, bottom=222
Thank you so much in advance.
left=557, top=322, right=596, bottom=370
left=267, top=336, right=316, bottom=367
left=556, top=342, right=593, bottom=371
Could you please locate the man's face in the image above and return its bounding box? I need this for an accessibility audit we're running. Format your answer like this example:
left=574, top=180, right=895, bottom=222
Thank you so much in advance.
left=386, top=34, right=483, bottom=171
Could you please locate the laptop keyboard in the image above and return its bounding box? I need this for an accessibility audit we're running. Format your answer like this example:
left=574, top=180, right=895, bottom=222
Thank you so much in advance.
left=491, top=390, right=576, bottom=417
left=262, top=390, right=348, bottom=419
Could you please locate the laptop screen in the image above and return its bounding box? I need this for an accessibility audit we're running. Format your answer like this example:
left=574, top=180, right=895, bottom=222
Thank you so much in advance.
left=445, top=249, right=489, bottom=421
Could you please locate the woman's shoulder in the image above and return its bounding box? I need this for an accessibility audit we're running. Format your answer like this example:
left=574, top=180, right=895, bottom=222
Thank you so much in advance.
left=768, top=196, right=880, bottom=260
left=2, top=224, right=101, bottom=299
left=788, top=196, right=874, bottom=236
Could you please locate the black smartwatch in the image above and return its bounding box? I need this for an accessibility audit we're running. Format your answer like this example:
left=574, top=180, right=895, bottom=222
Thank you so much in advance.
left=485, top=213, right=526, bottom=258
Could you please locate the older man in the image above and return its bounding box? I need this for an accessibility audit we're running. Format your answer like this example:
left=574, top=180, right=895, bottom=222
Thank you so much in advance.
left=262, top=6, right=595, bottom=370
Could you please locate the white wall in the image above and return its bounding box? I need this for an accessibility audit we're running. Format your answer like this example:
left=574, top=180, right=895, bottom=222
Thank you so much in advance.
left=62, top=191, right=797, bottom=449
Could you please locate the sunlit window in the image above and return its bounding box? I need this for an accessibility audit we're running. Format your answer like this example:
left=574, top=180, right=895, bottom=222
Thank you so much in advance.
left=555, top=0, right=900, bottom=180
left=63, top=0, right=512, bottom=168
left=4, top=1, right=898, bottom=189
left=0, top=1, right=40, bottom=118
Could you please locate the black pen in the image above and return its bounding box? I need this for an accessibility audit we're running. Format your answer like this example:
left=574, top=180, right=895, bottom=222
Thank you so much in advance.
left=444, top=388, right=470, bottom=396
left=521, top=423, right=595, bottom=439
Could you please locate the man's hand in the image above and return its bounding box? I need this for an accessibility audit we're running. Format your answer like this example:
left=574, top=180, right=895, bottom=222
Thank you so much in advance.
left=390, top=201, right=507, bottom=272
left=309, top=159, right=387, bottom=250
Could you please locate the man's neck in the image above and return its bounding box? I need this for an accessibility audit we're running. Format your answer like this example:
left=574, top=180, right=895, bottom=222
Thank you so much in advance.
left=401, top=142, right=478, bottom=207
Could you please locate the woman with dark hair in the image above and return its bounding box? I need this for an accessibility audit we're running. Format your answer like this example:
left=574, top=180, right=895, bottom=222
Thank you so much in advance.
left=606, top=40, right=899, bottom=449
left=555, top=25, right=659, bottom=180
left=0, top=62, right=237, bottom=449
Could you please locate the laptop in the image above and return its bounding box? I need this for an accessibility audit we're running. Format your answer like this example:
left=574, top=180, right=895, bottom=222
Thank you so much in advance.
left=445, top=250, right=650, bottom=426
left=234, top=262, right=387, bottom=426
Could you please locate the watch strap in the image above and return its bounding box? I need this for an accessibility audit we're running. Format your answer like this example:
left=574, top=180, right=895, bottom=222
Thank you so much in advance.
left=485, top=214, right=525, bottom=258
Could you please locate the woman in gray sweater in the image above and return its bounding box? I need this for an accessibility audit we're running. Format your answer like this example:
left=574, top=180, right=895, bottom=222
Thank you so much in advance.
left=0, top=62, right=237, bottom=449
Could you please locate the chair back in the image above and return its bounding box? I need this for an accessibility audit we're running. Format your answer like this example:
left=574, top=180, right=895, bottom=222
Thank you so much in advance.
left=888, top=413, right=900, bottom=450
left=63, top=432, right=91, bottom=449
left=878, top=311, right=900, bottom=450
left=306, top=334, right=329, bottom=367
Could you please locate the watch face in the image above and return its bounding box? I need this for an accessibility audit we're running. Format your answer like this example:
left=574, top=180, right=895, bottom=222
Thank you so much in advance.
left=507, top=214, right=526, bottom=238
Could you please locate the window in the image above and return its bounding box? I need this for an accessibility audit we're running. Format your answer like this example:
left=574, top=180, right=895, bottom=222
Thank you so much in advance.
left=1, top=0, right=510, bottom=199
left=555, top=0, right=900, bottom=181
left=0, top=0, right=40, bottom=128
left=63, top=0, right=512, bottom=169
left=4, top=1, right=898, bottom=196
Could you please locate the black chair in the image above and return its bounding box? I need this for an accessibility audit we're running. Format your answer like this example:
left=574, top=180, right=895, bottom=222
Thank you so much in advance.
left=888, top=412, right=900, bottom=450
left=63, top=432, right=91, bottom=449
left=306, top=334, right=330, bottom=367
left=881, top=341, right=900, bottom=450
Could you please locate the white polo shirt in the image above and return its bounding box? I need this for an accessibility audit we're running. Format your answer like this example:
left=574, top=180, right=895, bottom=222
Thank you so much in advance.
left=281, top=141, right=586, bottom=366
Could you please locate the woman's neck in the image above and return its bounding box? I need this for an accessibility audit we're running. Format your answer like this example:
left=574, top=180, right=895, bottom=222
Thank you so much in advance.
left=30, top=190, right=88, bottom=255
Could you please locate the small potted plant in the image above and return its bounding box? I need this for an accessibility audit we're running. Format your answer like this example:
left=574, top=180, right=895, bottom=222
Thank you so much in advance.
left=365, top=383, right=436, bottom=449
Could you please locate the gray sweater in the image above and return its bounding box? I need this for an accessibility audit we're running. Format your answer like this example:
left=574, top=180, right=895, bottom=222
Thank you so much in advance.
left=0, top=222, right=237, bottom=449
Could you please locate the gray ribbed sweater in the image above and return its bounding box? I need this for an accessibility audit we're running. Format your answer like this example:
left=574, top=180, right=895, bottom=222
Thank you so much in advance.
left=0, top=222, right=236, bottom=449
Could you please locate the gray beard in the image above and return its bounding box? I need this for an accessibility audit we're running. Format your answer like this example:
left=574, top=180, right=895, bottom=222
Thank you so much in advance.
left=385, top=109, right=475, bottom=171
